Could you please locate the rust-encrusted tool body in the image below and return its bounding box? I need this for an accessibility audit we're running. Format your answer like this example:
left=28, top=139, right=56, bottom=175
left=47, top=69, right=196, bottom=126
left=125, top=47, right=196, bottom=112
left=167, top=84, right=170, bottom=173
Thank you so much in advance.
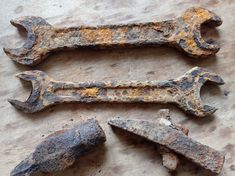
left=108, top=117, right=225, bottom=174
left=8, top=67, right=224, bottom=116
left=11, top=119, right=106, bottom=176
left=4, top=7, right=222, bottom=66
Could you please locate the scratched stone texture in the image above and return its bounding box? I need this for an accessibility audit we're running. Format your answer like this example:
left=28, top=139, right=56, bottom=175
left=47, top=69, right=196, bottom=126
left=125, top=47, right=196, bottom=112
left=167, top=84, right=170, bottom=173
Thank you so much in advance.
left=0, top=0, right=234, bottom=175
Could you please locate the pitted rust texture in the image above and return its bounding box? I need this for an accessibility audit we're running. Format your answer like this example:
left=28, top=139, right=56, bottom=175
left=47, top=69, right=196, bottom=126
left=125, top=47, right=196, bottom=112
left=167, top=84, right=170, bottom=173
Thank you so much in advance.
left=8, top=67, right=224, bottom=116
left=10, top=119, right=106, bottom=176
left=3, top=7, right=222, bottom=66
left=108, top=116, right=225, bottom=174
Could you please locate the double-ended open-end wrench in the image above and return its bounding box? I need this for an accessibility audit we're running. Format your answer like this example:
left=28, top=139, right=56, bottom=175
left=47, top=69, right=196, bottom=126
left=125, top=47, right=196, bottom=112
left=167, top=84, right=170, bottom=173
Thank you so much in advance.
left=8, top=67, right=224, bottom=117
left=4, top=7, right=222, bottom=66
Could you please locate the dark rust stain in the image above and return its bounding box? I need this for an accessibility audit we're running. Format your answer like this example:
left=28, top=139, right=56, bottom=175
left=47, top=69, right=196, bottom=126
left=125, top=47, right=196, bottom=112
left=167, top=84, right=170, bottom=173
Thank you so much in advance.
left=8, top=67, right=224, bottom=117
left=3, top=7, right=222, bottom=66
left=14, top=6, right=24, bottom=14
left=108, top=116, right=225, bottom=174
left=10, top=119, right=106, bottom=176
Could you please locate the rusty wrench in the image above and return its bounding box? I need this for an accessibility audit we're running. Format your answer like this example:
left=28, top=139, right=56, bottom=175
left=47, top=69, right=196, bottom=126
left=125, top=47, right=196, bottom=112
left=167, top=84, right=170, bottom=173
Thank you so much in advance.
left=8, top=67, right=224, bottom=116
left=3, top=7, right=222, bottom=66
left=108, top=116, right=225, bottom=174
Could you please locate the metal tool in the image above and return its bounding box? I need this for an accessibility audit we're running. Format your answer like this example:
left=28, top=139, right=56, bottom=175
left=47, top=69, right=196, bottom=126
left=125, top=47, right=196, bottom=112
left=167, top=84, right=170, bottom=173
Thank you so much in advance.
left=11, top=119, right=106, bottom=176
left=108, top=117, right=225, bottom=174
left=8, top=67, right=224, bottom=116
left=141, top=109, right=189, bottom=171
left=3, top=7, right=222, bottom=66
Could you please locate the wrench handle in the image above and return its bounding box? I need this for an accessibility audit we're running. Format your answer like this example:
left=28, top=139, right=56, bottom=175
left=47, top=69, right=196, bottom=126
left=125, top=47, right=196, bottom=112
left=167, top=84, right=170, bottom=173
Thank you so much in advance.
left=47, top=81, right=179, bottom=104
left=42, top=20, right=176, bottom=50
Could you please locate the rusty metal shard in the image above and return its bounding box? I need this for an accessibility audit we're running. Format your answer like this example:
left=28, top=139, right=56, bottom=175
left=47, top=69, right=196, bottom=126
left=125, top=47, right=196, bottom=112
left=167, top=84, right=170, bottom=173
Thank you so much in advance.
left=8, top=67, right=224, bottom=116
left=108, top=117, right=225, bottom=174
left=10, top=119, right=106, bottom=176
left=3, top=7, right=222, bottom=66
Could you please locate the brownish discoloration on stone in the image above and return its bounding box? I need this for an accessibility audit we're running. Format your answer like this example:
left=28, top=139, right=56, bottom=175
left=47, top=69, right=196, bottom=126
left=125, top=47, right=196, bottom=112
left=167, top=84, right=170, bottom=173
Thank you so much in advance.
left=10, top=119, right=106, bottom=176
left=108, top=117, right=225, bottom=174
left=3, top=7, right=222, bottom=66
left=8, top=67, right=224, bottom=116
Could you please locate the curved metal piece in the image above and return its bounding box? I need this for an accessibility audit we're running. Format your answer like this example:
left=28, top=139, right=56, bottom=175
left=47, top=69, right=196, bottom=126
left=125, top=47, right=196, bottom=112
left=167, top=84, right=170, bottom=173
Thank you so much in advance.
left=3, top=7, right=222, bottom=66
left=8, top=67, right=224, bottom=117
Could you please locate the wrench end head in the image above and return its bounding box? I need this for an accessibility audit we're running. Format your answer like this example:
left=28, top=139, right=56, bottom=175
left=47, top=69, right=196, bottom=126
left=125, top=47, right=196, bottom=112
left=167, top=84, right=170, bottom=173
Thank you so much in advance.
left=4, top=16, right=50, bottom=66
left=203, top=105, right=218, bottom=114
left=189, top=67, right=225, bottom=85
left=15, top=70, right=48, bottom=83
left=15, top=71, right=34, bottom=81
left=10, top=16, right=50, bottom=31
left=177, top=67, right=223, bottom=117
left=8, top=98, right=43, bottom=113
left=3, top=47, right=35, bottom=66
left=183, top=7, right=223, bottom=27
left=8, top=99, right=32, bottom=113
left=177, top=7, right=222, bottom=57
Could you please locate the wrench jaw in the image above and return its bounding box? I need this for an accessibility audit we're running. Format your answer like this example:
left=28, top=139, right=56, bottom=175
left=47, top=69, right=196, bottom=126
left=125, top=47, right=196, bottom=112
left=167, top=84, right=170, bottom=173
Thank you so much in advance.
left=3, top=16, right=51, bottom=66
left=174, top=7, right=222, bottom=57
left=8, top=70, right=49, bottom=113
left=175, top=67, right=224, bottom=117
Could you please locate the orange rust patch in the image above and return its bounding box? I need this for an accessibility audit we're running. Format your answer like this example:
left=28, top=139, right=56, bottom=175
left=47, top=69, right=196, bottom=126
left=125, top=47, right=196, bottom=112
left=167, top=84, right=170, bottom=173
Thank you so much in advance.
left=80, top=88, right=99, bottom=97
left=80, top=29, right=98, bottom=43
left=80, top=28, right=113, bottom=44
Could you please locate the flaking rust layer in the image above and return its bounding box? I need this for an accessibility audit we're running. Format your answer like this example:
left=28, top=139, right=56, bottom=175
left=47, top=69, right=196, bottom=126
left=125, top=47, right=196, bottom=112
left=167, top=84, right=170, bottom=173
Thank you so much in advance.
left=3, top=7, right=222, bottom=66
left=9, top=67, right=224, bottom=117
left=11, top=119, right=106, bottom=176
left=108, top=117, right=225, bottom=174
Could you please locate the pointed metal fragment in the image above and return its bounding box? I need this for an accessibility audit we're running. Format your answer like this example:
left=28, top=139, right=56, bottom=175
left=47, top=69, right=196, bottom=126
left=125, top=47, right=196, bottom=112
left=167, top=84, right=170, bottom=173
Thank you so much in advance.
left=108, top=117, right=224, bottom=174
left=11, top=119, right=106, bottom=176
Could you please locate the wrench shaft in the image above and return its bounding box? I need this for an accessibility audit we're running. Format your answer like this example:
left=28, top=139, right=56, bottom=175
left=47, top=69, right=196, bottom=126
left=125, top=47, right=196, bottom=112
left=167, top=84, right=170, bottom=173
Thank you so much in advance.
left=40, top=21, right=174, bottom=50
left=49, top=81, right=177, bottom=103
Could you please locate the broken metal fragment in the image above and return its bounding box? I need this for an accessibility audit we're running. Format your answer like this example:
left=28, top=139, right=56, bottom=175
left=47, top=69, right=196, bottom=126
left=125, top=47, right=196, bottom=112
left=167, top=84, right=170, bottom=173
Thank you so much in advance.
left=8, top=67, right=224, bottom=117
left=3, top=7, right=222, bottom=66
left=108, top=117, right=225, bottom=174
left=11, top=119, right=106, bottom=176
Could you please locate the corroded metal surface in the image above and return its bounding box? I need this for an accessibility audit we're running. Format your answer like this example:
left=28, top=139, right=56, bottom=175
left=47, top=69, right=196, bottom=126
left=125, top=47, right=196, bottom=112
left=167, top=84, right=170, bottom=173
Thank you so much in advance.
left=10, top=119, right=106, bottom=176
left=3, top=7, right=222, bottom=66
left=108, top=117, right=225, bottom=174
left=8, top=67, right=224, bottom=117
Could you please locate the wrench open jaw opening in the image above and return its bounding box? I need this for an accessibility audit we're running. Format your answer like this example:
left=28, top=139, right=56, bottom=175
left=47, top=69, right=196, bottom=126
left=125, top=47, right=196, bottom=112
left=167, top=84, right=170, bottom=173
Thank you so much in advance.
left=174, top=7, right=222, bottom=58
left=8, top=67, right=224, bottom=117
left=3, top=7, right=222, bottom=66
left=8, top=71, right=48, bottom=113
left=3, top=16, right=51, bottom=66
left=173, top=67, right=224, bottom=117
